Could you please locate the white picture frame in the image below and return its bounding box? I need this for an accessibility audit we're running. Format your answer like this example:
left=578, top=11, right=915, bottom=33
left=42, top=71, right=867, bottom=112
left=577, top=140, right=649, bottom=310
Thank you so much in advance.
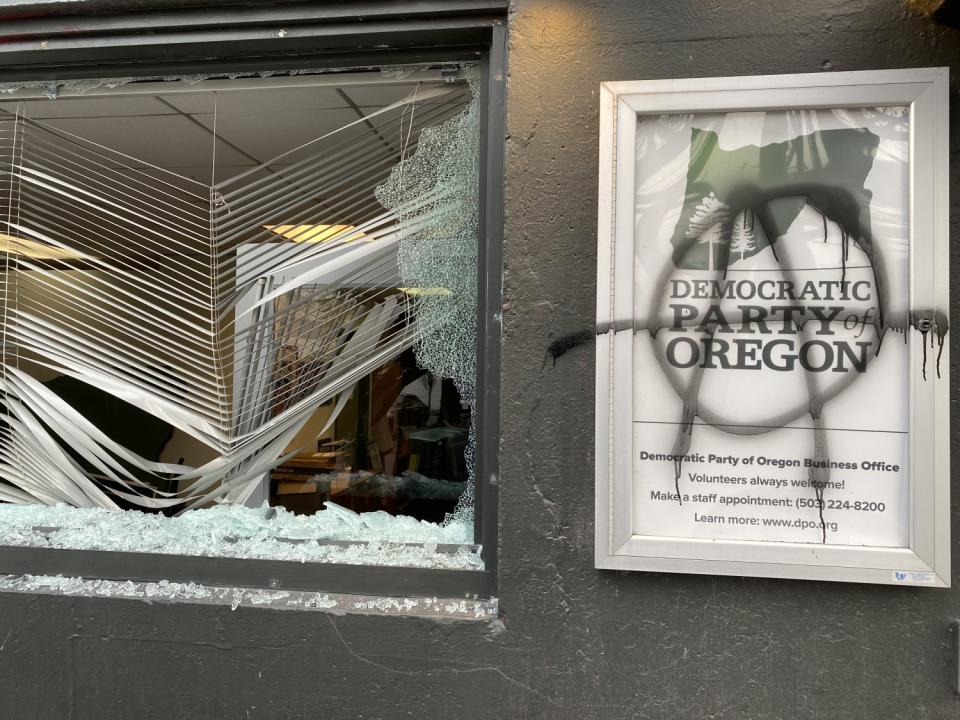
left=595, top=68, right=951, bottom=586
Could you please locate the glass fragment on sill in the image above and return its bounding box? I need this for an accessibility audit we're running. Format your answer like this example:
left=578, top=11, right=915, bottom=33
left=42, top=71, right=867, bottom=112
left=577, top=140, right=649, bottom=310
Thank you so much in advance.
left=0, top=502, right=481, bottom=570
left=0, top=574, right=498, bottom=617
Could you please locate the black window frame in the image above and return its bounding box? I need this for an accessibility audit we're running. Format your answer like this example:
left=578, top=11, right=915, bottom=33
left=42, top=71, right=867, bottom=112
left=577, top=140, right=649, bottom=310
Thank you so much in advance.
left=0, top=1, right=506, bottom=600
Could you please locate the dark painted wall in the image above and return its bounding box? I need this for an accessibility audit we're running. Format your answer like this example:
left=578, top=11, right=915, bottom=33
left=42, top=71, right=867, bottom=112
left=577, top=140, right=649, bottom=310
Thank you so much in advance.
left=2, top=1, right=960, bottom=718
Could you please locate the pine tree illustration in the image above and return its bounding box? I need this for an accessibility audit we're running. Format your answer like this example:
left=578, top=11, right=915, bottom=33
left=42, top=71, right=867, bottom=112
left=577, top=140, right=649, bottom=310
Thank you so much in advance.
left=686, top=192, right=729, bottom=271
left=730, top=209, right=757, bottom=261
left=698, top=222, right=726, bottom=271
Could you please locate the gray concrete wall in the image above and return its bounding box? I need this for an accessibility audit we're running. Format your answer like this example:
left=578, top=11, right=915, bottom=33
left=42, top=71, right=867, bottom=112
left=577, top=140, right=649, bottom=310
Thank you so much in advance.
left=2, top=1, right=960, bottom=717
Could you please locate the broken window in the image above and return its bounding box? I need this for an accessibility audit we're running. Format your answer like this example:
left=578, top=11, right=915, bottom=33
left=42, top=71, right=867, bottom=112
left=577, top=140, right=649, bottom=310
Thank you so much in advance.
left=0, top=64, right=484, bottom=570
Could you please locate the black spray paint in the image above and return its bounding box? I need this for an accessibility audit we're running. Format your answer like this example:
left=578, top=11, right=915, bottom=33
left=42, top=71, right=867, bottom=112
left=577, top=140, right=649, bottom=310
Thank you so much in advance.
left=546, top=330, right=594, bottom=365
left=599, top=192, right=949, bottom=543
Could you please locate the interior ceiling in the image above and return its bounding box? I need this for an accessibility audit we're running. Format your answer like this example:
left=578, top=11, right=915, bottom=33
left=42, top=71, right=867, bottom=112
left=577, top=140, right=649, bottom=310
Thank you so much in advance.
left=0, top=75, right=447, bottom=187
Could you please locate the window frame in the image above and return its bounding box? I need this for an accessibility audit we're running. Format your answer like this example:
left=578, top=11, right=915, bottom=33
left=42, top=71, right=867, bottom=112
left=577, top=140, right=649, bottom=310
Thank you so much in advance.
left=0, top=4, right=505, bottom=599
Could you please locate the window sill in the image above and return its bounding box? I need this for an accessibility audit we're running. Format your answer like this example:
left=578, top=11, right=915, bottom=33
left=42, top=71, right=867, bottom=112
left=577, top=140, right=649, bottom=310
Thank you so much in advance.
left=0, top=572, right=498, bottom=619
left=0, top=503, right=481, bottom=571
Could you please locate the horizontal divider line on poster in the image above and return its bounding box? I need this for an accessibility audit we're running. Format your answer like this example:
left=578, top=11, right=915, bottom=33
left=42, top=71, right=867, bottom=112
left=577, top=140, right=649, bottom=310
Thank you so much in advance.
left=712, top=265, right=874, bottom=273
left=632, top=420, right=907, bottom=434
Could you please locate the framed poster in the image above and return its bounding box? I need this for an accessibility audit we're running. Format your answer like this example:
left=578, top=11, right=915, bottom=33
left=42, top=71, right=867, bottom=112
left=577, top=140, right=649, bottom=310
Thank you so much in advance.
left=595, top=68, right=950, bottom=585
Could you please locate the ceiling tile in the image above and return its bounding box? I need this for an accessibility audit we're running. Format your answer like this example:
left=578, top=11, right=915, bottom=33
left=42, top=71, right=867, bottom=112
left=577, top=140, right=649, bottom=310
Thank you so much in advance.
left=36, top=114, right=252, bottom=169
left=160, top=86, right=348, bottom=115
left=0, top=95, right=178, bottom=119
left=189, top=108, right=362, bottom=164
left=341, top=82, right=433, bottom=108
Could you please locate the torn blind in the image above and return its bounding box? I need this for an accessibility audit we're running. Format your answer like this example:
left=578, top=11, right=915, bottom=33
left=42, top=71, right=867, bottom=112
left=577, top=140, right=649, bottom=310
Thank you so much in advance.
left=0, top=76, right=478, bottom=510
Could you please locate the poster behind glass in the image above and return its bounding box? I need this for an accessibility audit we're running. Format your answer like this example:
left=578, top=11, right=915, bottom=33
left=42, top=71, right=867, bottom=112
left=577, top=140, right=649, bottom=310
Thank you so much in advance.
left=632, top=107, right=914, bottom=548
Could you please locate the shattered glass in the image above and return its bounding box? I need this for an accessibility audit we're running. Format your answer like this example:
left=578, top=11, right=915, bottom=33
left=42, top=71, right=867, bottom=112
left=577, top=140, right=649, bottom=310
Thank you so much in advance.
left=0, top=573, right=498, bottom=617
left=0, top=502, right=480, bottom=569
left=375, top=67, right=480, bottom=525
left=0, top=64, right=485, bottom=570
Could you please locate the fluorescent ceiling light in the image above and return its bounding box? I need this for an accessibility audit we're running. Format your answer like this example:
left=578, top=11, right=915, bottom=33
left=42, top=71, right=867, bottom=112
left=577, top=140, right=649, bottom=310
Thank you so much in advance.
left=398, top=287, right=452, bottom=296
left=264, top=224, right=365, bottom=243
left=0, top=233, right=86, bottom=261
